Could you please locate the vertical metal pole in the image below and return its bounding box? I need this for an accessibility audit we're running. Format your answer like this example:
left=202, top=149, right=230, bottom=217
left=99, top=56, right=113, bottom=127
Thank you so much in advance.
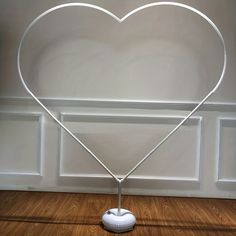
left=117, top=180, right=122, bottom=216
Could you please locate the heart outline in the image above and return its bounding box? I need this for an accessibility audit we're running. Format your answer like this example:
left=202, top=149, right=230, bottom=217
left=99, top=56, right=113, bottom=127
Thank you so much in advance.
left=17, top=2, right=227, bottom=183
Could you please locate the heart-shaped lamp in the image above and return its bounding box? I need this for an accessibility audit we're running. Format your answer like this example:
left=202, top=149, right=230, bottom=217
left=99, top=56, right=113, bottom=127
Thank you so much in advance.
left=17, top=2, right=226, bottom=233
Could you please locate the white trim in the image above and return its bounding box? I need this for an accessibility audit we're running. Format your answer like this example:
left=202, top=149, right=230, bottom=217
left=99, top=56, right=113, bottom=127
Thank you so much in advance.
left=1, top=96, right=236, bottom=111
left=216, top=117, right=221, bottom=182
left=59, top=113, right=202, bottom=183
left=216, top=117, right=236, bottom=183
left=195, top=117, right=203, bottom=182
left=38, top=114, right=44, bottom=176
left=61, top=112, right=200, bottom=125
left=1, top=184, right=236, bottom=199
left=59, top=113, right=64, bottom=177
left=59, top=173, right=199, bottom=182
left=217, top=178, right=236, bottom=183
left=0, top=111, right=43, bottom=176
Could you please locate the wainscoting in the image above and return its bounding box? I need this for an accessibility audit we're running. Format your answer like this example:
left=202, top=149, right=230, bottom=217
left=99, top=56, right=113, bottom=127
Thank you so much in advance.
left=0, top=98, right=236, bottom=198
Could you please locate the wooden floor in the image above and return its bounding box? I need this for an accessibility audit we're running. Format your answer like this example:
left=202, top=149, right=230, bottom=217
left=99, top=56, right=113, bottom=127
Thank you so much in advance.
left=0, top=191, right=235, bottom=235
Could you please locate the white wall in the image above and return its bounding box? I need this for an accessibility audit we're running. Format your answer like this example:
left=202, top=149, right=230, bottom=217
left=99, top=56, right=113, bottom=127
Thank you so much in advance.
left=0, top=0, right=236, bottom=198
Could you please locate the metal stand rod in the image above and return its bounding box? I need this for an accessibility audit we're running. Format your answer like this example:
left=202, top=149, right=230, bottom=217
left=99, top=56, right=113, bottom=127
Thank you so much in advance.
left=117, top=180, right=122, bottom=216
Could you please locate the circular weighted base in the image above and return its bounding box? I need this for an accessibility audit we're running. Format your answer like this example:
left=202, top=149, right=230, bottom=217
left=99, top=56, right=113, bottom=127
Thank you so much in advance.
left=102, top=208, right=136, bottom=233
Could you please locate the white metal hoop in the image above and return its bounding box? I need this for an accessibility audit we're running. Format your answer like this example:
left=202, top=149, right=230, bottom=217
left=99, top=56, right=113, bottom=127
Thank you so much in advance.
left=17, top=2, right=227, bottom=183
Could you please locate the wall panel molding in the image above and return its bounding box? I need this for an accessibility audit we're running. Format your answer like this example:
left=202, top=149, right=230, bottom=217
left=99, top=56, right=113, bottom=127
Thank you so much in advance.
left=216, top=117, right=236, bottom=183
left=1, top=96, right=236, bottom=112
left=59, top=112, right=202, bottom=183
left=0, top=111, right=44, bottom=176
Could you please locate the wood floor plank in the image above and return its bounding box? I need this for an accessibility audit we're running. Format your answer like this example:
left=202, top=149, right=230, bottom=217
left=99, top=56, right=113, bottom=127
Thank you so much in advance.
left=0, top=191, right=235, bottom=235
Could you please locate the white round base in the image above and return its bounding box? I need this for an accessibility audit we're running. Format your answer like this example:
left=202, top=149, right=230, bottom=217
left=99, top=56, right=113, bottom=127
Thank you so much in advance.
left=102, top=208, right=136, bottom=233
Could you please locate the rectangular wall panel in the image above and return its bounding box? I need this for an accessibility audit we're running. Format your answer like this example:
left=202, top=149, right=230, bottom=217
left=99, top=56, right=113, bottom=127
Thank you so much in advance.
left=216, top=118, right=236, bottom=183
left=60, top=113, right=202, bottom=182
left=0, top=112, right=43, bottom=176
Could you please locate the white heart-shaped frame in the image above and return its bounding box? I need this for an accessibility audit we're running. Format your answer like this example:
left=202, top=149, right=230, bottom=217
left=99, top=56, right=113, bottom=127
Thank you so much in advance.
left=17, top=2, right=226, bottom=183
